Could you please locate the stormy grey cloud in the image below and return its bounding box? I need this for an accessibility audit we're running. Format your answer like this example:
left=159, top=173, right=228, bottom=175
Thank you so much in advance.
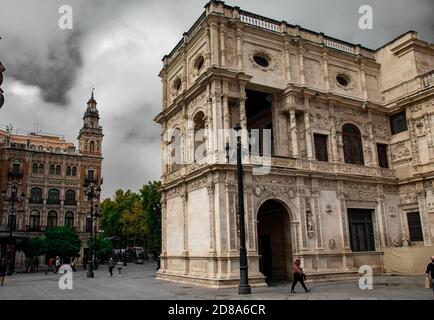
left=0, top=0, right=432, bottom=198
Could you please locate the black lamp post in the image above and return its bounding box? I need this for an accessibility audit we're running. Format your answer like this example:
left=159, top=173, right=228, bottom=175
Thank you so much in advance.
left=231, top=123, right=251, bottom=295
left=2, top=186, right=25, bottom=275
left=0, top=36, right=5, bottom=109
left=84, top=183, right=101, bottom=278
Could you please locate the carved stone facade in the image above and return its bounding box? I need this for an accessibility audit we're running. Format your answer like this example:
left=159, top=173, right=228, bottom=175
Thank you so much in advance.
left=0, top=93, right=103, bottom=266
left=154, top=1, right=434, bottom=287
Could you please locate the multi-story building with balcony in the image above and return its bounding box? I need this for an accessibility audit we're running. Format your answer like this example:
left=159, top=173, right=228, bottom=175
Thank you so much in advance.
left=154, top=1, right=434, bottom=287
left=0, top=92, right=103, bottom=266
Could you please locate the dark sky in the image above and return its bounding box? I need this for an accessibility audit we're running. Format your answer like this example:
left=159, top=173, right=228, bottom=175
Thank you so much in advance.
left=0, top=0, right=433, bottom=198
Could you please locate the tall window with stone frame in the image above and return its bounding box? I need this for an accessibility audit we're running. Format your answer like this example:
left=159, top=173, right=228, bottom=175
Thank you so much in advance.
left=32, top=163, right=38, bottom=174
left=47, top=189, right=60, bottom=205
left=342, top=124, right=364, bottom=165
left=407, top=212, right=423, bottom=242
left=38, top=163, right=44, bottom=174
left=55, top=165, right=61, bottom=176
left=64, top=211, right=74, bottom=228
left=348, top=209, right=375, bottom=252
left=314, top=133, right=328, bottom=162
left=72, top=166, right=77, bottom=176
left=64, top=190, right=76, bottom=206
left=49, top=164, right=55, bottom=175
left=30, top=187, right=43, bottom=204
left=29, top=210, right=40, bottom=230
left=47, top=211, right=58, bottom=227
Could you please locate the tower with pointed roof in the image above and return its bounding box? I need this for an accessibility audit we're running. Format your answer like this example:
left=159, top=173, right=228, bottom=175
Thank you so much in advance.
left=78, top=89, right=103, bottom=156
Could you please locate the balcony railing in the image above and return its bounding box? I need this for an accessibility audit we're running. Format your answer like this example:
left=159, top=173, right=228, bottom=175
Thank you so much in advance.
left=8, top=169, right=23, bottom=177
left=382, top=70, right=434, bottom=103
left=29, top=198, right=43, bottom=205
left=46, top=199, right=61, bottom=205
left=64, top=200, right=77, bottom=206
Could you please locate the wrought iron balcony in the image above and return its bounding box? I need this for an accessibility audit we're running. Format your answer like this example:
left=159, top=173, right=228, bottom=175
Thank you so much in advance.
left=8, top=169, right=23, bottom=177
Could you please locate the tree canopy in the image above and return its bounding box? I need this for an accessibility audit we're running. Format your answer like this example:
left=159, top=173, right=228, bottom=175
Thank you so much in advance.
left=100, top=181, right=161, bottom=252
left=45, top=226, right=81, bottom=259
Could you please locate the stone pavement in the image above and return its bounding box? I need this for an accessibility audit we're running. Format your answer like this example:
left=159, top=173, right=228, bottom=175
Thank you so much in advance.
left=0, top=262, right=432, bottom=300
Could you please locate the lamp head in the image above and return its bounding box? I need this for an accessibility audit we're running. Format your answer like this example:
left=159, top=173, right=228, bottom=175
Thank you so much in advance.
left=234, top=123, right=241, bottom=132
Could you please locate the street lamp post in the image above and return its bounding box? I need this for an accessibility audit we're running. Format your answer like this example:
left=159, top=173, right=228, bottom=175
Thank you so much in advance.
left=84, top=183, right=101, bottom=278
left=2, top=187, right=25, bottom=275
left=234, top=123, right=251, bottom=295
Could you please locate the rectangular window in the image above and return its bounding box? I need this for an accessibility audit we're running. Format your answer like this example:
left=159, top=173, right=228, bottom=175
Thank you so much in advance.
left=407, top=212, right=423, bottom=242
left=314, top=134, right=328, bottom=162
left=348, top=209, right=375, bottom=252
left=377, top=143, right=389, bottom=168
left=390, top=112, right=408, bottom=135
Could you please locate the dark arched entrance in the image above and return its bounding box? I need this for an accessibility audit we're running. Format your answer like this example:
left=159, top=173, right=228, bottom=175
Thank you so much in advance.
left=257, top=199, right=292, bottom=283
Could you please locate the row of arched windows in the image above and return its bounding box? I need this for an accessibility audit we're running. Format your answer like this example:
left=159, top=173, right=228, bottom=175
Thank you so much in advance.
left=30, top=188, right=76, bottom=205
left=28, top=210, right=75, bottom=230
left=32, top=163, right=77, bottom=176
left=30, top=145, right=76, bottom=153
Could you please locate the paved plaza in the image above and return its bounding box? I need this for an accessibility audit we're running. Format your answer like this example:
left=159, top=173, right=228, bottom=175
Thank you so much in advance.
left=0, top=262, right=432, bottom=300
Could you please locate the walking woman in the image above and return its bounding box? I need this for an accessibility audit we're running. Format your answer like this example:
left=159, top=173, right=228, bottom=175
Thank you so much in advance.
left=291, top=259, right=311, bottom=293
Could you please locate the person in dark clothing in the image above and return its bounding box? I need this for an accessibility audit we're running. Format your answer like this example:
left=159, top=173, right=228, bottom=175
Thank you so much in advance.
left=291, top=259, right=311, bottom=293
left=108, top=257, right=115, bottom=277
left=425, top=256, right=434, bottom=294
left=0, top=258, right=8, bottom=286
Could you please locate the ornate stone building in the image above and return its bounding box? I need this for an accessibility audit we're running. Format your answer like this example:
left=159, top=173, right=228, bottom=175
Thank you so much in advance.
left=154, top=1, right=434, bottom=287
left=0, top=92, right=103, bottom=266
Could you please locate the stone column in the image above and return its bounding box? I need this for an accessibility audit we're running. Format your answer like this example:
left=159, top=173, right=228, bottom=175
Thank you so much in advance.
left=298, top=45, right=305, bottom=86
left=424, top=113, right=434, bottom=159
left=161, top=193, right=167, bottom=255
left=289, top=106, right=299, bottom=158
left=236, top=26, right=243, bottom=70
left=219, top=23, right=226, bottom=68
left=418, top=191, right=433, bottom=246
left=181, top=189, right=189, bottom=256
left=360, top=62, right=368, bottom=101
left=209, top=21, right=219, bottom=67
left=284, top=39, right=292, bottom=82
left=208, top=183, right=216, bottom=254
left=329, top=102, right=339, bottom=162
left=322, top=51, right=330, bottom=91
left=304, top=98, right=313, bottom=160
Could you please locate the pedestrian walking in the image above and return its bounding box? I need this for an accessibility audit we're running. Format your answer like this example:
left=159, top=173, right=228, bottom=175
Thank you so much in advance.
left=290, top=259, right=311, bottom=293
left=425, top=255, right=434, bottom=294
left=71, top=257, right=76, bottom=272
left=117, top=260, right=123, bottom=277
left=55, top=256, right=61, bottom=274
left=0, top=258, right=7, bottom=286
left=108, top=257, right=115, bottom=277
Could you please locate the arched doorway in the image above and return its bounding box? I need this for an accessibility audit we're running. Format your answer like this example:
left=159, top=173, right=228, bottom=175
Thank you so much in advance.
left=257, top=199, right=293, bottom=283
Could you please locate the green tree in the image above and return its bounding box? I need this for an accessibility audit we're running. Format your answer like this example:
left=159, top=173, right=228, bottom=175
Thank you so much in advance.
left=94, top=236, right=113, bottom=259
left=17, top=237, right=47, bottom=259
left=45, top=226, right=81, bottom=259
left=140, top=181, right=161, bottom=252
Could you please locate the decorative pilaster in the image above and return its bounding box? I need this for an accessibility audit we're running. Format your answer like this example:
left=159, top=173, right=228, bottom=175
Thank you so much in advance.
left=304, top=97, right=313, bottom=160
left=209, top=21, right=219, bottom=67
left=236, top=26, right=243, bottom=70
left=284, top=39, right=292, bottom=82
left=329, top=102, right=339, bottom=162
left=219, top=23, right=226, bottom=68
left=207, top=183, right=216, bottom=254
left=322, top=50, right=330, bottom=91
left=418, top=191, right=432, bottom=246
left=289, top=105, right=299, bottom=158
left=367, top=110, right=378, bottom=166
left=298, top=44, right=306, bottom=86
left=181, top=187, right=189, bottom=256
